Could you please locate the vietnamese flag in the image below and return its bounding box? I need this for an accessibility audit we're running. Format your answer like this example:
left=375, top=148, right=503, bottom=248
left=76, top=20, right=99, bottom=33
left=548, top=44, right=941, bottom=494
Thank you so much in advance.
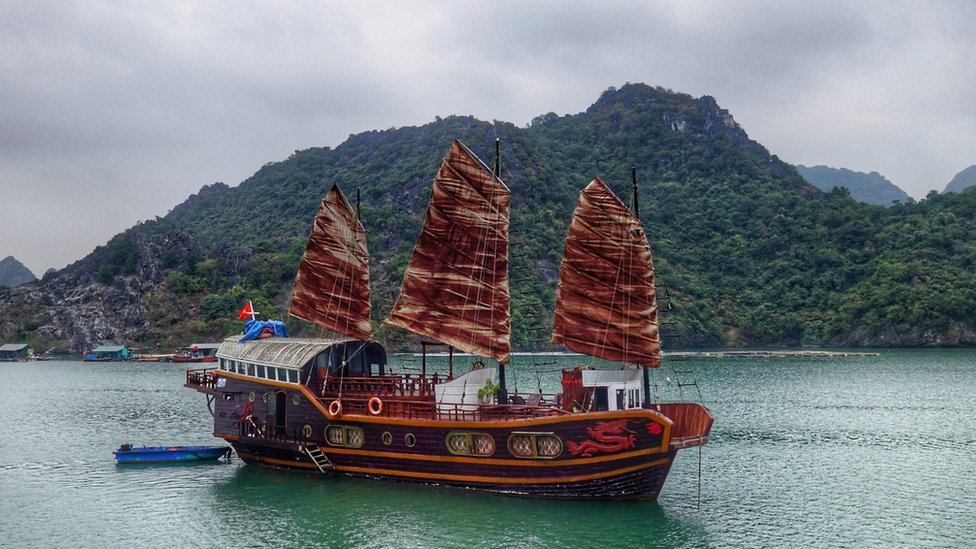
left=237, top=301, right=255, bottom=320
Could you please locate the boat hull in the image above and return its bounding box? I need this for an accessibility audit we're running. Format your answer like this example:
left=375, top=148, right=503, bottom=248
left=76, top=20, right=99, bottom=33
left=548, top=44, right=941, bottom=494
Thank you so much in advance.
left=200, top=374, right=695, bottom=500
left=232, top=439, right=676, bottom=499
left=171, top=355, right=218, bottom=363
left=113, top=445, right=231, bottom=463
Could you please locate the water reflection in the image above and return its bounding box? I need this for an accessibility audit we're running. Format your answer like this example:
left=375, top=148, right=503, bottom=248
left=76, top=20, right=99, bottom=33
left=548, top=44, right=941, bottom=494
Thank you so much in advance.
left=208, top=466, right=712, bottom=548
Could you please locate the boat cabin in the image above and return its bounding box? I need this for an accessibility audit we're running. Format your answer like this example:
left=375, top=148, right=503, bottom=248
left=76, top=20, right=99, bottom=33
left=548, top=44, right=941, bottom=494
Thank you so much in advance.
left=85, top=345, right=131, bottom=361
left=189, top=343, right=219, bottom=358
left=172, top=343, right=221, bottom=362
left=215, top=337, right=387, bottom=387
left=0, top=343, right=32, bottom=361
left=561, top=368, right=644, bottom=412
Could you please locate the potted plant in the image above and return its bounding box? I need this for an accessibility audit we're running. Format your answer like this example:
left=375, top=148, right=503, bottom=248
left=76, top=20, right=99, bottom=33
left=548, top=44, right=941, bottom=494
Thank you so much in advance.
left=478, top=378, right=499, bottom=404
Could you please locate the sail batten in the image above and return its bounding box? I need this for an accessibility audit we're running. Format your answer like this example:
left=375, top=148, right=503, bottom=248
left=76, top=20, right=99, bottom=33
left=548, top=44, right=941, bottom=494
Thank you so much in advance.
left=386, top=140, right=511, bottom=363
left=289, top=184, right=372, bottom=341
left=552, top=177, right=661, bottom=367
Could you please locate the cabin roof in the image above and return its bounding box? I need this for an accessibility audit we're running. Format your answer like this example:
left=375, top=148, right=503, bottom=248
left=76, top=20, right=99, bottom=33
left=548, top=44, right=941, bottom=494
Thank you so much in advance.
left=189, top=343, right=220, bottom=350
left=581, top=368, right=643, bottom=387
left=217, top=337, right=348, bottom=370
left=0, top=343, right=30, bottom=352
left=91, top=345, right=127, bottom=352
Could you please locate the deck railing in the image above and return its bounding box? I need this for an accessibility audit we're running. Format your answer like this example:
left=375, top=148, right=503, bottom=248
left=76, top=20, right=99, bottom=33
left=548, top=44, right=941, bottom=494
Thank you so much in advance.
left=239, top=419, right=315, bottom=447
left=320, top=395, right=570, bottom=421
left=314, top=373, right=446, bottom=398
left=185, top=368, right=217, bottom=389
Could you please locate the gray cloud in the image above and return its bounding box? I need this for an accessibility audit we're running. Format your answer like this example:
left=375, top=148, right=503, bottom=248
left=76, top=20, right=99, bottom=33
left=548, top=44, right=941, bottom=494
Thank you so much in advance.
left=1, top=0, right=973, bottom=275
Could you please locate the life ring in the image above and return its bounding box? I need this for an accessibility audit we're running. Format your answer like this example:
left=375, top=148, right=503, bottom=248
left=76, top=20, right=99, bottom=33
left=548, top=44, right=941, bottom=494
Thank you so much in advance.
left=367, top=396, right=383, bottom=416
left=328, top=399, right=343, bottom=418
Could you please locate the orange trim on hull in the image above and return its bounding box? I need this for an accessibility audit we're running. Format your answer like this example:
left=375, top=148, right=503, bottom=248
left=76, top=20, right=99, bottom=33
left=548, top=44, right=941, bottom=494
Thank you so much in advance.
left=235, top=449, right=672, bottom=485
left=319, top=444, right=667, bottom=468
left=336, top=457, right=672, bottom=484
left=222, top=433, right=666, bottom=468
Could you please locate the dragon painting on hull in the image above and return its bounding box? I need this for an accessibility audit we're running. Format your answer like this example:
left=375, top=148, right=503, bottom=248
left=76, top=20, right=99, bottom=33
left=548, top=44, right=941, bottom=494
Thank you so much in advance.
left=567, top=419, right=639, bottom=457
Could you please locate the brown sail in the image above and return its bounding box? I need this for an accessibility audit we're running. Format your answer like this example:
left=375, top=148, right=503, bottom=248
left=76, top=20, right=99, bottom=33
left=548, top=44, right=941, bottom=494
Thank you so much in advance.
left=386, top=140, right=511, bottom=363
left=552, top=177, right=661, bottom=367
left=289, top=184, right=372, bottom=341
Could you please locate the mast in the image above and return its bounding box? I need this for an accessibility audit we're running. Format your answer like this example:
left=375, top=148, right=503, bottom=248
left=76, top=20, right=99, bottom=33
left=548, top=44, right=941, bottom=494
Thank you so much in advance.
left=633, top=167, right=652, bottom=408
left=493, top=138, right=508, bottom=405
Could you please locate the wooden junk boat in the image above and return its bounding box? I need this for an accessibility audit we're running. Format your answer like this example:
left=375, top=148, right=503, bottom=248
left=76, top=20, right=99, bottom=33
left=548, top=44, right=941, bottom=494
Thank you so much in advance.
left=186, top=140, right=712, bottom=499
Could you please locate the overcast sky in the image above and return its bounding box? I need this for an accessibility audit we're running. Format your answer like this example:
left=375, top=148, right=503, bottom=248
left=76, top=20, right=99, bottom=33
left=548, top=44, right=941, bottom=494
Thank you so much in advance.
left=2, top=1, right=974, bottom=276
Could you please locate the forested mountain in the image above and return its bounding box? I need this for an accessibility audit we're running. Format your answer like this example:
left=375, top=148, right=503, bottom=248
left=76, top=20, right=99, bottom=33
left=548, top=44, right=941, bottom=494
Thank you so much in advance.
left=3, top=83, right=976, bottom=352
left=796, top=165, right=911, bottom=206
left=0, top=256, right=35, bottom=288
left=944, top=165, right=976, bottom=193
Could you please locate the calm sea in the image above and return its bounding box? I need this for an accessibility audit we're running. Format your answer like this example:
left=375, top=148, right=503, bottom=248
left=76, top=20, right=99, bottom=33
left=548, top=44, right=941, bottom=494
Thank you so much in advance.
left=1, top=350, right=974, bottom=548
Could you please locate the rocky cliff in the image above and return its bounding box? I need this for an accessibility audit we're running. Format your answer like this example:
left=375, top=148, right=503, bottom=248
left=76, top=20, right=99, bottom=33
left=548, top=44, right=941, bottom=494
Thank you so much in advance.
left=0, top=223, right=199, bottom=352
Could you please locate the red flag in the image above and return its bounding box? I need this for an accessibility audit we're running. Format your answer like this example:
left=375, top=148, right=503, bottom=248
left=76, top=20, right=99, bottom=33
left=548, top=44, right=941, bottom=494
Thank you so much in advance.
left=237, top=301, right=255, bottom=320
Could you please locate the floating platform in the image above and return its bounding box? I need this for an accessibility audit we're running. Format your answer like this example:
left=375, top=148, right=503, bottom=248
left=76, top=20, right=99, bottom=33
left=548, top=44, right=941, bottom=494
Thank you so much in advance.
left=666, top=350, right=880, bottom=359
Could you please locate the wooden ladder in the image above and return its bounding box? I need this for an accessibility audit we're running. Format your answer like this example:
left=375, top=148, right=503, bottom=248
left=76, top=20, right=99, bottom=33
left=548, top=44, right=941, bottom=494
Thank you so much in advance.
left=303, top=444, right=334, bottom=473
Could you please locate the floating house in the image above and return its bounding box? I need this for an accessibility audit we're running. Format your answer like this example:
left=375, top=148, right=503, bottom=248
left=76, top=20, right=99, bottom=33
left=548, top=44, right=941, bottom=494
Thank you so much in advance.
left=0, top=343, right=32, bottom=361
left=84, top=345, right=131, bottom=362
left=171, top=343, right=220, bottom=363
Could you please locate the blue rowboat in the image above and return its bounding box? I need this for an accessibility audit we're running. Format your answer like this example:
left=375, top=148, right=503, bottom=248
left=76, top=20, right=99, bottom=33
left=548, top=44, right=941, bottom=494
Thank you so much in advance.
left=113, top=444, right=231, bottom=463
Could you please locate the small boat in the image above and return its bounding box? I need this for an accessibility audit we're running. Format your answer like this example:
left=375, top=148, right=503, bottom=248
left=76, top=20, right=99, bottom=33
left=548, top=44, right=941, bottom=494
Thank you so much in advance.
left=113, top=444, right=231, bottom=463
left=171, top=343, right=220, bottom=363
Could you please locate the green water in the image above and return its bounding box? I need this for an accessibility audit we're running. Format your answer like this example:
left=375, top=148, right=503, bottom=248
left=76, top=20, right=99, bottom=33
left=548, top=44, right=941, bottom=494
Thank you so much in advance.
left=1, top=351, right=974, bottom=548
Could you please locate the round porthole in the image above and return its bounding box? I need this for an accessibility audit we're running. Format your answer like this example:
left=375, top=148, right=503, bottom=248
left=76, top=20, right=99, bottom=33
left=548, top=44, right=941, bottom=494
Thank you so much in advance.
left=262, top=393, right=269, bottom=403
left=404, top=433, right=416, bottom=447
left=303, top=424, right=312, bottom=438
left=382, top=431, right=393, bottom=446
left=293, top=395, right=301, bottom=406
left=248, top=391, right=256, bottom=402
